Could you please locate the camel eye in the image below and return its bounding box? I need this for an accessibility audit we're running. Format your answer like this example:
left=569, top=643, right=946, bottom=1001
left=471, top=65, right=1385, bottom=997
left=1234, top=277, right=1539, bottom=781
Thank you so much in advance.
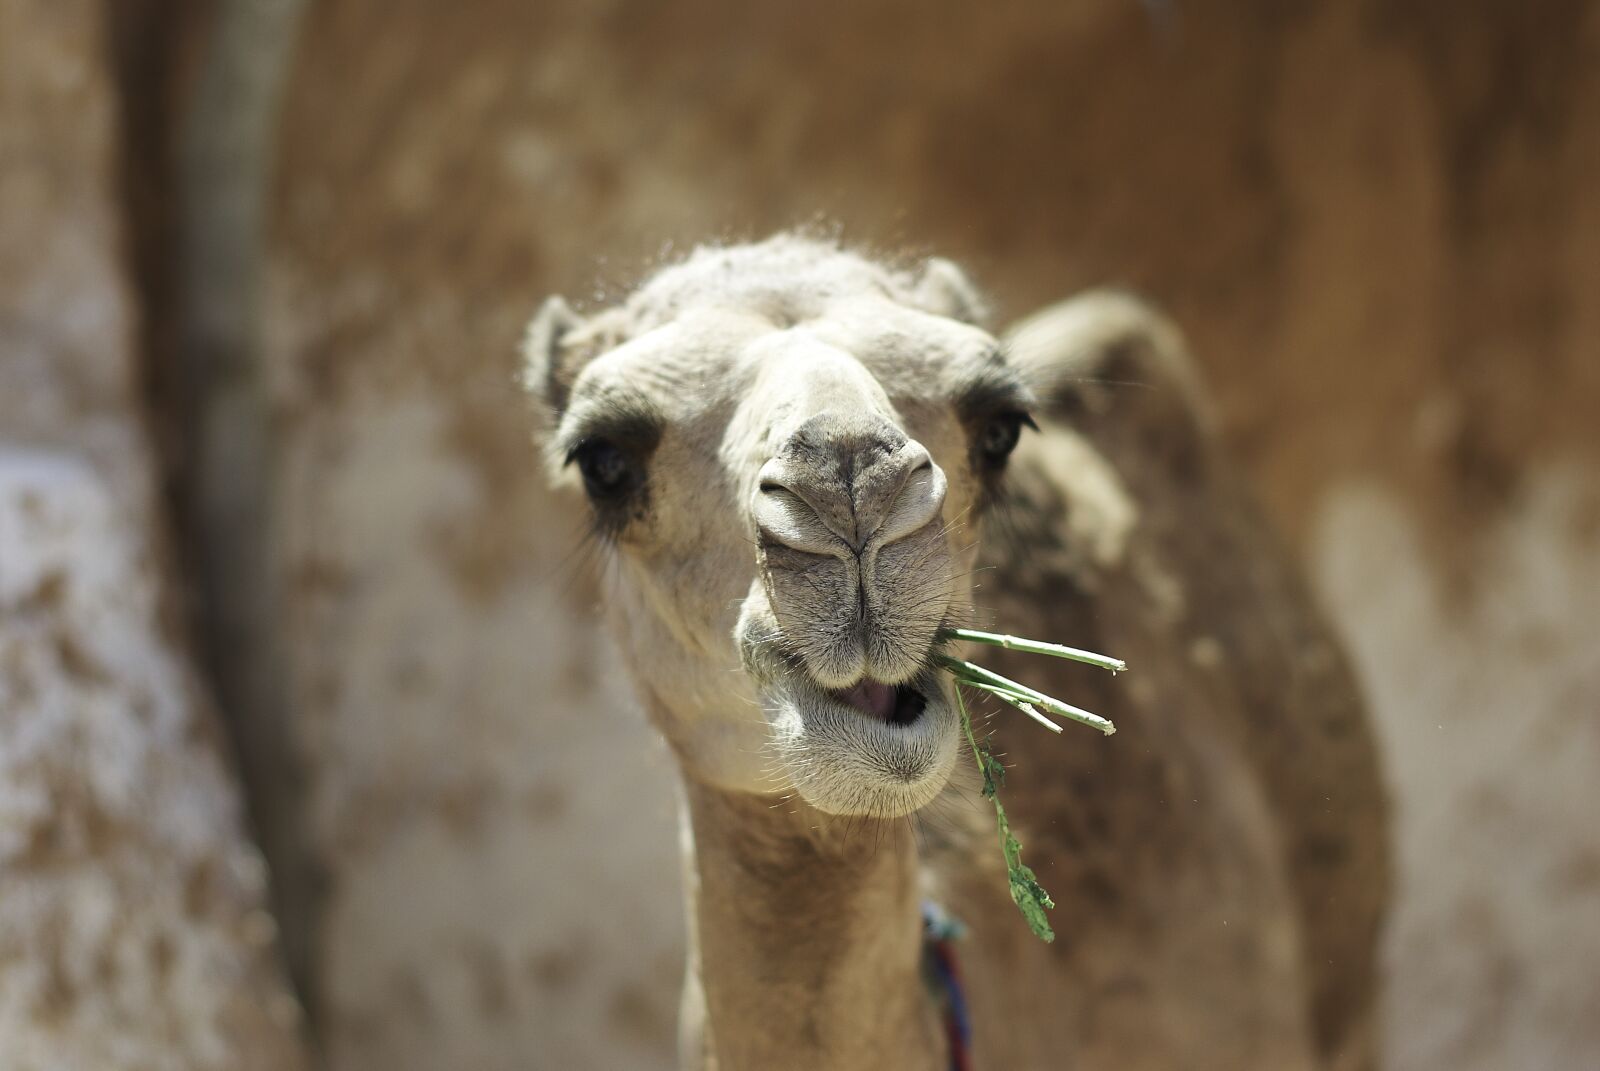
left=976, top=411, right=1033, bottom=469
left=572, top=438, right=641, bottom=502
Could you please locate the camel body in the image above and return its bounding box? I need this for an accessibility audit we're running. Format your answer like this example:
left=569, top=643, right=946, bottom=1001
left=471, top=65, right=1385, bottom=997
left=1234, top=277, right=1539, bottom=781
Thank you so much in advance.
left=523, top=237, right=1389, bottom=1071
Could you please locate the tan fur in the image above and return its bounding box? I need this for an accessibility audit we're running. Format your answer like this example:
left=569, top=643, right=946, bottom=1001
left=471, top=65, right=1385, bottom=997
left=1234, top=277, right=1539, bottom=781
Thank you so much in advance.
left=523, top=237, right=1389, bottom=1070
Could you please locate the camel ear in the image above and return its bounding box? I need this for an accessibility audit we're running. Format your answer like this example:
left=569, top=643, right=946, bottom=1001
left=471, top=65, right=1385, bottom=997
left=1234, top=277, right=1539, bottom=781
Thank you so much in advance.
left=520, top=295, right=585, bottom=422
left=1004, top=291, right=1216, bottom=474
left=913, top=257, right=989, bottom=325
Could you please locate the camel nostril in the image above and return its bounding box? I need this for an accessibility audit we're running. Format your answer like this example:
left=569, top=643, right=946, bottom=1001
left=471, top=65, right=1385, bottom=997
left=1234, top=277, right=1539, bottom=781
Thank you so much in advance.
left=755, top=432, right=946, bottom=557
left=872, top=457, right=947, bottom=548
left=753, top=471, right=855, bottom=556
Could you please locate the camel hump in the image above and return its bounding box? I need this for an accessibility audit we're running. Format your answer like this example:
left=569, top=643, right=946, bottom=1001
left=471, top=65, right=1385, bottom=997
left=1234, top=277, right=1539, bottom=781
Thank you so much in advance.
left=1000, top=291, right=1389, bottom=1070
left=1004, top=291, right=1216, bottom=479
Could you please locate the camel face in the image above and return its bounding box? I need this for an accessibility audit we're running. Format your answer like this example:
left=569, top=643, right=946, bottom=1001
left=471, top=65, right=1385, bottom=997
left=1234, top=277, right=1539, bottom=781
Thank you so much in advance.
left=524, top=238, right=1032, bottom=816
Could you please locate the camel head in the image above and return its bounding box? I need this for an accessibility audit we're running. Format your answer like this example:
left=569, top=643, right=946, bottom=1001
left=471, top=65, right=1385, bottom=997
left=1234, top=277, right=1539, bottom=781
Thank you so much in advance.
left=523, top=236, right=1033, bottom=818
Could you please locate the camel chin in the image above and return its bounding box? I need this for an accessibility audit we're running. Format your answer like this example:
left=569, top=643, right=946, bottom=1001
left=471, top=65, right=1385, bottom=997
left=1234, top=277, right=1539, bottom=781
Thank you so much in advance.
left=758, top=656, right=960, bottom=819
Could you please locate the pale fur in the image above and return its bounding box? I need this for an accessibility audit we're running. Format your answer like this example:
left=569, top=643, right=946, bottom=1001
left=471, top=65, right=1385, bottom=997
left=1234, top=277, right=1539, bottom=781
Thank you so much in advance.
left=522, top=235, right=1387, bottom=1071
left=525, top=237, right=1015, bottom=815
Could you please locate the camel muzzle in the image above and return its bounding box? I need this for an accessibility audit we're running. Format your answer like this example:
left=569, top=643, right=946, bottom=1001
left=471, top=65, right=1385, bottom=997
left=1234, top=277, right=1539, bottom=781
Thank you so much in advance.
left=751, top=412, right=954, bottom=691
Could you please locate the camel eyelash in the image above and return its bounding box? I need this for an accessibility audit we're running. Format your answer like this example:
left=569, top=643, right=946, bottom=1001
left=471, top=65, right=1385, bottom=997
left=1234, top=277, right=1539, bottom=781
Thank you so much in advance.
left=553, top=387, right=665, bottom=465
left=552, top=408, right=663, bottom=542
left=558, top=408, right=662, bottom=464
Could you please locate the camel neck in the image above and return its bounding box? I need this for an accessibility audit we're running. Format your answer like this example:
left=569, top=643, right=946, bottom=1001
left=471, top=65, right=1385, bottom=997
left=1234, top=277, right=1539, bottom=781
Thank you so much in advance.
left=677, top=779, right=942, bottom=1071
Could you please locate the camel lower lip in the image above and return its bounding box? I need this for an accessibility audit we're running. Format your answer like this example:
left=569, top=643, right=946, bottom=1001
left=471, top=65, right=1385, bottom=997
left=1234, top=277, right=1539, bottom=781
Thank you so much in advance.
left=740, top=653, right=958, bottom=817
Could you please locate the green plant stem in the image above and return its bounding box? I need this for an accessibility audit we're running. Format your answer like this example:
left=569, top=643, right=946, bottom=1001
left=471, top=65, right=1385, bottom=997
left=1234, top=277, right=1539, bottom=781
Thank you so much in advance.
left=936, top=654, right=1117, bottom=736
left=956, top=675, right=987, bottom=762
left=938, top=627, right=1126, bottom=674
left=950, top=678, right=1062, bottom=734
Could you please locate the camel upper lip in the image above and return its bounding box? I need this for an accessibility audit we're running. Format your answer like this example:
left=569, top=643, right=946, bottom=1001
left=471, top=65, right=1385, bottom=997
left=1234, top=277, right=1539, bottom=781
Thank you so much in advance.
left=737, top=618, right=946, bottom=730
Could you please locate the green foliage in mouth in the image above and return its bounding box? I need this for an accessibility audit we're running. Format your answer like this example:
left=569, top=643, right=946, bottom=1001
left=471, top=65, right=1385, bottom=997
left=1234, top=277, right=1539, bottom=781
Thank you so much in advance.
left=937, top=627, right=1125, bottom=942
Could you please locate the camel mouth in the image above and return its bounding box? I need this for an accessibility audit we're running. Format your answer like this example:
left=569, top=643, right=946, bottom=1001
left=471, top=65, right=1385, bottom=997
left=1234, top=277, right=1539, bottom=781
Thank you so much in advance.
left=739, top=630, right=959, bottom=817
left=825, top=679, right=929, bottom=726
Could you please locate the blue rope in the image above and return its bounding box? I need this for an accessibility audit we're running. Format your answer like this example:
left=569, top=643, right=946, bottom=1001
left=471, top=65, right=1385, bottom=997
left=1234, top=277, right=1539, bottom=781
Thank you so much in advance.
left=922, top=901, right=973, bottom=1071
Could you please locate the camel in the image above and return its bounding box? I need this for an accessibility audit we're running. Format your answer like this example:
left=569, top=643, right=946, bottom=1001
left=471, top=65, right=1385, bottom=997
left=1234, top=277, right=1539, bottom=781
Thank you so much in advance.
left=522, top=235, right=1389, bottom=1071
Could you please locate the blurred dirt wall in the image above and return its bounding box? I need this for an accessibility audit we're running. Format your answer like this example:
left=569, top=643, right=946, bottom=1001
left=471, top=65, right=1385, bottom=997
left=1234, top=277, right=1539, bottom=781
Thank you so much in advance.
left=0, top=2, right=308, bottom=1067
left=260, top=3, right=1599, bottom=1069
left=3, top=1, right=1595, bottom=1070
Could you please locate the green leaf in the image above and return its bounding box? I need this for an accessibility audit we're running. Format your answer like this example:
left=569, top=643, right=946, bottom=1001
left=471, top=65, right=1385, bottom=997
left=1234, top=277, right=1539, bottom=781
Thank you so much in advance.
left=997, top=801, right=1056, bottom=943
left=976, top=739, right=1006, bottom=799
left=953, top=682, right=1056, bottom=942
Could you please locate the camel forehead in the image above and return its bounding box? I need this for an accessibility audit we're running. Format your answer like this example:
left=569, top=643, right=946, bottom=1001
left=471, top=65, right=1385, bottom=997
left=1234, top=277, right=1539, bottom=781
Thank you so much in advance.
left=621, top=235, right=910, bottom=330
left=574, top=297, right=1000, bottom=418
left=801, top=295, right=1001, bottom=394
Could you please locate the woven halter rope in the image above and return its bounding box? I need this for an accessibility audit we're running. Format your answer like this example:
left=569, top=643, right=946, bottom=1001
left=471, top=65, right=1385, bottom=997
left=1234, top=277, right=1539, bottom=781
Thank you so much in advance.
left=921, top=901, right=973, bottom=1071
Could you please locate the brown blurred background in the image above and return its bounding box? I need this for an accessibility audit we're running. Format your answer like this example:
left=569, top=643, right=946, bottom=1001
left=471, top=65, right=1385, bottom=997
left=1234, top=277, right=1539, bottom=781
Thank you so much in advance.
left=2, top=1, right=1596, bottom=1069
